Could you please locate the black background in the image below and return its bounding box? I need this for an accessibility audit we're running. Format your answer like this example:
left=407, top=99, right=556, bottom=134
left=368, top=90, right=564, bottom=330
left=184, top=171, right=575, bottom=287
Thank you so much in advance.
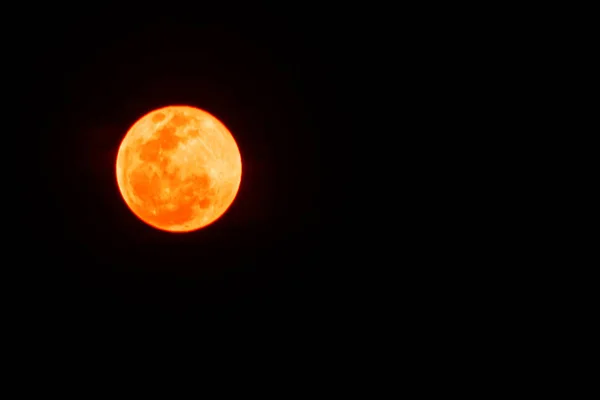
left=6, top=1, right=525, bottom=373
left=11, top=6, right=360, bottom=333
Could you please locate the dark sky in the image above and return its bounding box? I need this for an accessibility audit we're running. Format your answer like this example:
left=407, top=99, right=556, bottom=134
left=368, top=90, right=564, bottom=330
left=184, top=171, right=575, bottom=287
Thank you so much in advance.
left=12, top=7, right=358, bottom=331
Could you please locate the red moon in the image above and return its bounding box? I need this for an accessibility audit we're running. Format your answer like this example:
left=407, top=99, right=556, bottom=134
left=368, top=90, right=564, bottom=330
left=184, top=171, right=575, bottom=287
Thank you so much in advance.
left=116, top=105, right=242, bottom=232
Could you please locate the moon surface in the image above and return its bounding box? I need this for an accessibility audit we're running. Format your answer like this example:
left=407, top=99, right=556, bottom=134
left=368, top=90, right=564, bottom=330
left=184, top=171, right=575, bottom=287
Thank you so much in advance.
left=116, top=105, right=242, bottom=232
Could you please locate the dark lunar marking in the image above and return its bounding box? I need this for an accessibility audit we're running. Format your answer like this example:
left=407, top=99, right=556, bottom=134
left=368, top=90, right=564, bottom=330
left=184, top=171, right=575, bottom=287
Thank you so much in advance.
left=188, top=129, right=200, bottom=137
left=195, top=174, right=211, bottom=188
left=122, top=145, right=131, bottom=162
left=138, top=139, right=161, bottom=162
left=199, top=198, right=211, bottom=208
left=186, top=174, right=211, bottom=196
left=129, top=168, right=161, bottom=204
left=171, top=113, right=190, bottom=127
left=180, top=184, right=196, bottom=198
left=156, top=201, right=195, bottom=226
left=156, top=125, right=179, bottom=150
left=151, top=112, right=165, bottom=123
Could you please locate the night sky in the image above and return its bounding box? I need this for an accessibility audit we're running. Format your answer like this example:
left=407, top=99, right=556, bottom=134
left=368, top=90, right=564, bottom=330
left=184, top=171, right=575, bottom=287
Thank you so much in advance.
left=13, top=7, right=357, bottom=331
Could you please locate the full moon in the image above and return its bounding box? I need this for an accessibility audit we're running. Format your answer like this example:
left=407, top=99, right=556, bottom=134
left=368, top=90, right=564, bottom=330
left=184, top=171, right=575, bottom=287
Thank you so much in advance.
left=116, top=105, right=242, bottom=232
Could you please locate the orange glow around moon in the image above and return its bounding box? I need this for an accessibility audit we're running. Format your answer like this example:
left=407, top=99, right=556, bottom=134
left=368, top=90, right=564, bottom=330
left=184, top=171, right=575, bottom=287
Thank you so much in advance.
left=116, top=105, right=242, bottom=233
